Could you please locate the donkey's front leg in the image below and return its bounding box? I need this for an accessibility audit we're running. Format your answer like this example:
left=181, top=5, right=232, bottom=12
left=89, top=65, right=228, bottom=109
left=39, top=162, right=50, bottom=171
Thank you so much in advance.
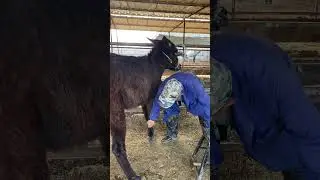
left=111, top=109, right=140, bottom=180
left=142, top=102, right=154, bottom=143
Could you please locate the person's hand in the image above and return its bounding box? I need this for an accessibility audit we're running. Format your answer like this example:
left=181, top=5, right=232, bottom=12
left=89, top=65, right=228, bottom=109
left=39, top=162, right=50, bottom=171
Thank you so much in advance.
left=147, top=120, right=155, bottom=128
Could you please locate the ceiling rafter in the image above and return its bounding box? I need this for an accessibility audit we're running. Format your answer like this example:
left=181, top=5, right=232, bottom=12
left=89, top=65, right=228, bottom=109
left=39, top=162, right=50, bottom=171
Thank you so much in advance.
left=168, top=5, right=209, bottom=32
left=111, top=23, right=209, bottom=30
left=111, top=15, right=210, bottom=23
left=112, top=0, right=209, bottom=7
left=234, top=11, right=320, bottom=15
left=110, top=7, right=210, bottom=16
left=230, top=18, right=320, bottom=23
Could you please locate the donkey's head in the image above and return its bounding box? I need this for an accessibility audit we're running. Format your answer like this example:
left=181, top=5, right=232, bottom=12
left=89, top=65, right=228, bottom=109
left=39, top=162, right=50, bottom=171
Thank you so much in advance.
left=148, top=36, right=182, bottom=71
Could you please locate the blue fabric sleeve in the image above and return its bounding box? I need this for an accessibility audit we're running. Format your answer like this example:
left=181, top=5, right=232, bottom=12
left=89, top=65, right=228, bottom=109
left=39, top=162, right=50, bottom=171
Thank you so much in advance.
left=278, top=70, right=320, bottom=139
left=149, top=99, right=161, bottom=121
left=194, top=80, right=211, bottom=127
left=149, top=84, right=165, bottom=121
left=277, top=69, right=320, bottom=172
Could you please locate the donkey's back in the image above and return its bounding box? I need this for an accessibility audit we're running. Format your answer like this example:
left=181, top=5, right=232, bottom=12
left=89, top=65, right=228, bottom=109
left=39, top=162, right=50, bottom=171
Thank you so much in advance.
left=110, top=54, right=160, bottom=109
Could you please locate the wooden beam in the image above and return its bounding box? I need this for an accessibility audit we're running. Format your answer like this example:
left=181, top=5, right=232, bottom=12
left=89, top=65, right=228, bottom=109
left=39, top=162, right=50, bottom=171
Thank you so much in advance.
left=110, top=23, right=208, bottom=30
left=230, top=18, right=320, bottom=23
left=110, top=8, right=210, bottom=16
left=233, top=11, right=320, bottom=16
left=224, top=23, right=320, bottom=42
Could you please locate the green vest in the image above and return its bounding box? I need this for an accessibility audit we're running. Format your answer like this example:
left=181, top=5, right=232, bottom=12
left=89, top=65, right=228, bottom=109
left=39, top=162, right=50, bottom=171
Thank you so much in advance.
left=211, top=58, right=232, bottom=115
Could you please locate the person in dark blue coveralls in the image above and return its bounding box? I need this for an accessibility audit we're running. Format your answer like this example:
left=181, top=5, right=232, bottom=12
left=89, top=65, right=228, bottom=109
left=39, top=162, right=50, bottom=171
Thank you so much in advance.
left=146, top=71, right=223, bottom=166
left=212, top=31, right=320, bottom=180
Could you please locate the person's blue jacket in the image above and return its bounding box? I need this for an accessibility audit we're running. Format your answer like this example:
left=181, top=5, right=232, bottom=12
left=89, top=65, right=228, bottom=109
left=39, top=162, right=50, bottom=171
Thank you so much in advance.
left=150, top=72, right=224, bottom=166
left=212, top=31, right=320, bottom=173
left=149, top=72, right=210, bottom=128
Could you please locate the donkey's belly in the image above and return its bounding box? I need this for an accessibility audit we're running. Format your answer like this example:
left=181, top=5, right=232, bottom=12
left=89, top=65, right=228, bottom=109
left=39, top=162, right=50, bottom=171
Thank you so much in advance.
left=121, top=88, right=151, bottom=109
left=42, top=115, right=105, bottom=151
left=45, top=127, right=104, bottom=151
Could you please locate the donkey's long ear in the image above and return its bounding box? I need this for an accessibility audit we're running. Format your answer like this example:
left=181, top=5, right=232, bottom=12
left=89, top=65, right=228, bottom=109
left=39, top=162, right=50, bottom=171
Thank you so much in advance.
left=147, top=38, right=157, bottom=44
left=161, top=36, right=168, bottom=41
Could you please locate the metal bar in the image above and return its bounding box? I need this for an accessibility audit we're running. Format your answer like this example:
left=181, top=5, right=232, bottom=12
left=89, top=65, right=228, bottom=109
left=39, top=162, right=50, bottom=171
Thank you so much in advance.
left=112, top=0, right=209, bottom=7
left=231, top=0, right=236, bottom=18
left=110, top=17, right=120, bottom=54
left=109, top=44, right=318, bottom=58
left=110, top=27, right=209, bottom=34
left=109, top=46, right=210, bottom=52
left=192, top=135, right=205, bottom=157
left=168, top=6, right=210, bottom=32
left=183, top=18, right=186, bottom=61
left=316, top=0, right=319, bottom=19
left=110, top=8, right=210, bottom=16
left=110, top=32, right=113, bottom=53
left=109, top=42, right=210, bottom=48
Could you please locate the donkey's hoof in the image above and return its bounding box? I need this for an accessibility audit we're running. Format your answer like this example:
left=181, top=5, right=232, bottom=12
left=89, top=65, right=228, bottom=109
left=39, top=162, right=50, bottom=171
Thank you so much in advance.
left=130, top=175, right=141, bottom=180
left=148, top=136, right=155, bottom=144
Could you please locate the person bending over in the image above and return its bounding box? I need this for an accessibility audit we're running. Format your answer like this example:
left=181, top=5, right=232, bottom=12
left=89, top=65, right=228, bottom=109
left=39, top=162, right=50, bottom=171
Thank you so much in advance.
left=147, top=71, right=223, bottom=166
left=212, top=31, right=320, bottom=180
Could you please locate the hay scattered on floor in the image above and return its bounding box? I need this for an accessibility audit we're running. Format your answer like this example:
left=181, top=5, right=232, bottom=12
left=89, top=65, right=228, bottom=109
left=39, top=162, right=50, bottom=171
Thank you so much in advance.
left=66, top=165, right=108, bottom=180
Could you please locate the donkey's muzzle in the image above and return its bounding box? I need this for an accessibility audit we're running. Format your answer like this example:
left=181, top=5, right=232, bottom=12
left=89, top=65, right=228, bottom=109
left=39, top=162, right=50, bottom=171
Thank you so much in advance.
left=175, top=64, right=182, bottom=71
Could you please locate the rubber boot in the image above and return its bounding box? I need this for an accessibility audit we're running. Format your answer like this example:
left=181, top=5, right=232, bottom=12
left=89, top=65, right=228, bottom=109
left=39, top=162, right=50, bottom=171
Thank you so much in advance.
left=161, top=115, right=179, bottom=144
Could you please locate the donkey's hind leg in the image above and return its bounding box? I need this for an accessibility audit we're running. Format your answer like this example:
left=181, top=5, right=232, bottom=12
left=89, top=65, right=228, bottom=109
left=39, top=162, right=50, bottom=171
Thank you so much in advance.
left=0, top=123, right=49, bottom=180
left=110, top=106, right=140, bottom=180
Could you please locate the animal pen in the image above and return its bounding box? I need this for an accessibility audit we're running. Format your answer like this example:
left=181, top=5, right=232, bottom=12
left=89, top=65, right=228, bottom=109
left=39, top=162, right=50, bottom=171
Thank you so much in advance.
left=47, top=0, right=320, bottom=180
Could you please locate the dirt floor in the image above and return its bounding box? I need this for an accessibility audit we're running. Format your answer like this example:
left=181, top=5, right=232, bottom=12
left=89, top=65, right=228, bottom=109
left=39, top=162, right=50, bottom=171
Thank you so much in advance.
left=109, top=112, right=210, bottom=180
left=108, top=110, right=283, bottom=180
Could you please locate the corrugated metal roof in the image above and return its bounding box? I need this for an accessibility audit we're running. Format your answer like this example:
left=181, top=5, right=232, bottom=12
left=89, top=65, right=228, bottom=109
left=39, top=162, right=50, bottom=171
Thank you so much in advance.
left=110, top=0, right=210, bottom=34
left=110, top=0, right=319, bottom=35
